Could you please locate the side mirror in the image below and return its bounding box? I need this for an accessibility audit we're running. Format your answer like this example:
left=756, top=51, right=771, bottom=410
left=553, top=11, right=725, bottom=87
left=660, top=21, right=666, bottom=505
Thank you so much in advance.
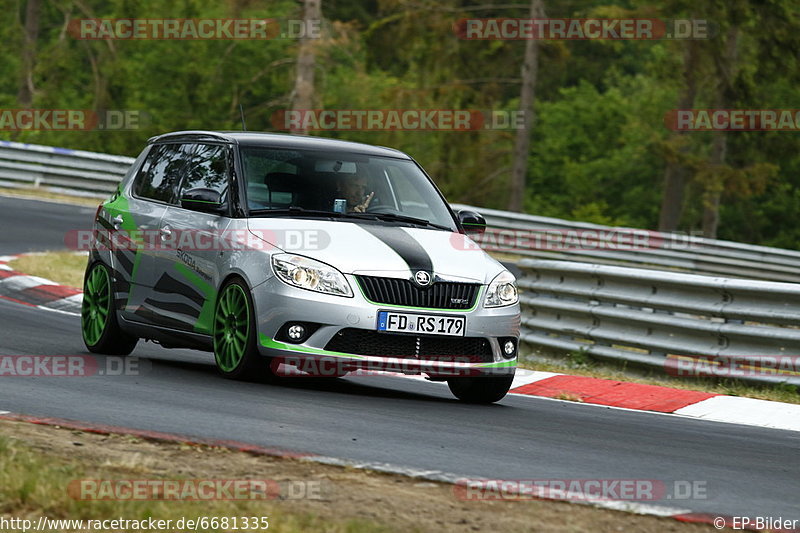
left=180, top=188, right=224, bottom=213
left=458, top=210, right=486, bottom=237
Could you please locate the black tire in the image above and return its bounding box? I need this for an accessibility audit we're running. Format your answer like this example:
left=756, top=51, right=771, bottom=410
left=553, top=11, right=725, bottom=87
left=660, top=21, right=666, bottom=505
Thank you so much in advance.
left=81, top=262, right=138, bottom=355
left=447, top=372, right=515, bottom=404
left=213, top=277, right=275, bottom=382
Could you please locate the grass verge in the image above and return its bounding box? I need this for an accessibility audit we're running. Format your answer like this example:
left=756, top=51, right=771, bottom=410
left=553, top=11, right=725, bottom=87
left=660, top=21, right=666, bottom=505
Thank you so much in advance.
left=0, top=420, right=716, bottom=533
left=0, top=427, right=393, bottom=533
left=0, top=187, right=103, bottom=207
left=8, top=251, right=87, bottom=288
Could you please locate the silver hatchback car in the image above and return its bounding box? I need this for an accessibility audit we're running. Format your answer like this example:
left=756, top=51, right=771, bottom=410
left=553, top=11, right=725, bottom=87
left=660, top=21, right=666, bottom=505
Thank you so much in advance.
left=82, top=131, right=520, bottom=403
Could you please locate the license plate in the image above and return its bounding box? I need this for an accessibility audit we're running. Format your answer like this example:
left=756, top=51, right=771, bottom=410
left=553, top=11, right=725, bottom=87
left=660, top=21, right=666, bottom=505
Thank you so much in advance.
left=377, top=311, right=466, bottom=337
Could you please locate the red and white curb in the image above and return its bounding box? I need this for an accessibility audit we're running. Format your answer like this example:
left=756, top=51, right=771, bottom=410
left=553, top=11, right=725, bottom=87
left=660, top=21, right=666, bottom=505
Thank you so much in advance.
left=0, top=254, right=82, bottom=316
left=508, top=369, right=800, bottom=433
left=1, top=254, right=798, bottom=434
left=0, top=412, right=782, bottom=532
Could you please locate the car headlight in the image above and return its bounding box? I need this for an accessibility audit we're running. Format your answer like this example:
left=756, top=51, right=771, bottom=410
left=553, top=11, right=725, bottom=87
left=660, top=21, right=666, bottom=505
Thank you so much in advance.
left=484, top=271, right=518, bottom=308
left=271, top=253, right=353, bottom=297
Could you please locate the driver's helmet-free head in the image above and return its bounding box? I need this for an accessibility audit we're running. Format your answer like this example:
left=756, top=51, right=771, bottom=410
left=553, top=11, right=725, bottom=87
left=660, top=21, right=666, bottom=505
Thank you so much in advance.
left=335, top=169, right=369, bottom=211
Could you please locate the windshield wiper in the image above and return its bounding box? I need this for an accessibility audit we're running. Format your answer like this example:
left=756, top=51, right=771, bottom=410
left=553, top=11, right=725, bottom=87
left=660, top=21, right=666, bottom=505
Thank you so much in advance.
left=249, top=207, right=452, bottom=231
left=343, top=212, right=452, bottom=231
left=249, top=207, right=344, bottom=218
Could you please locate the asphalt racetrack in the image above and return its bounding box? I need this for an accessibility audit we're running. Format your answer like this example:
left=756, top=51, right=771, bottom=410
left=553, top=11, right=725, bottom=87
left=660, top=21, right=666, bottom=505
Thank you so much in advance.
left=0, top=196, right=797, bottom=520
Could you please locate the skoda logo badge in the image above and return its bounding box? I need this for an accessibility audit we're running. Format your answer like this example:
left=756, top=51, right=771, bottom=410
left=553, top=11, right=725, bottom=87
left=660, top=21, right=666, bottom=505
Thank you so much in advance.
left=414, top=271, right=432, bottom=287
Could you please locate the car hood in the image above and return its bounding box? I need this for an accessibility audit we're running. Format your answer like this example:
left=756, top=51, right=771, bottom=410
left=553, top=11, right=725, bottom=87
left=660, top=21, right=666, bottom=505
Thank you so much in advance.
left=247, top=218, right=505, bottom=284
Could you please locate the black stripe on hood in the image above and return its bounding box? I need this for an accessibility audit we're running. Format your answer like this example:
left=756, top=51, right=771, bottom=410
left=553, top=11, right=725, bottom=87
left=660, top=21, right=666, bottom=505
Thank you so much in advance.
left=360, top=225, right=433, bottom=275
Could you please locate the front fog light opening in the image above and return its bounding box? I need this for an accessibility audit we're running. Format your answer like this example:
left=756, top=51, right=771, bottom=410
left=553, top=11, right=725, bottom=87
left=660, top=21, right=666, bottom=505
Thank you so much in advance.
left=276, top=322, right=320, bottom=344
left=500, top=338, right=517, bottom=359
left=288, top=324, right=305, bottom=340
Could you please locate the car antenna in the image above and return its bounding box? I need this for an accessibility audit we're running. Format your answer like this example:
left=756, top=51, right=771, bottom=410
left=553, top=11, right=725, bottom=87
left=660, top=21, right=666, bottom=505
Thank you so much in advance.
left=239, top=104, right=247, bottom=131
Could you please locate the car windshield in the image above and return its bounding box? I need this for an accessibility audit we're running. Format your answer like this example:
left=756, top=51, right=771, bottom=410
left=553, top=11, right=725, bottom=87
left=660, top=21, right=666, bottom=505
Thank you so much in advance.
left=240, top=147, right=457, bottom=231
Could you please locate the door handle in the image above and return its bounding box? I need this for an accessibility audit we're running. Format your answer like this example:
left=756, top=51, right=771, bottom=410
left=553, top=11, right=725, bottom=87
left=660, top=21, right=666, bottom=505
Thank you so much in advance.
left=160, top=226, right=172, bottom=239
left=112, top=215, right=124, bottom=229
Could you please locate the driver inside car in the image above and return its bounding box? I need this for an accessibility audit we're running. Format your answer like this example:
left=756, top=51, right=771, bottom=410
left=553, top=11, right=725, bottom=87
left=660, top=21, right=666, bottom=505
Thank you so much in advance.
left=336, top=172, right=374, bottom=213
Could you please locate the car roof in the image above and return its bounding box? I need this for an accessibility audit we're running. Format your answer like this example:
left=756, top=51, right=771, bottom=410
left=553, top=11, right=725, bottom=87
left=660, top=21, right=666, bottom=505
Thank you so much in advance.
left=147, top=130, right=411, bottom=159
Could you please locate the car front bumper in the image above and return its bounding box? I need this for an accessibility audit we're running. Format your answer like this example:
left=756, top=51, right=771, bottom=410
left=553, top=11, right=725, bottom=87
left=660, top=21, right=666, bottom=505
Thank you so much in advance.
left=252, top=274, right=520, bottom=378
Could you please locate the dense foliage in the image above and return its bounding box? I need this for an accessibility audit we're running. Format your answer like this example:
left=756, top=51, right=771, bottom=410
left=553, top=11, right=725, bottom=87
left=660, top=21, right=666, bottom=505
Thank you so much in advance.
left=2, top=0, right=799, bottom=247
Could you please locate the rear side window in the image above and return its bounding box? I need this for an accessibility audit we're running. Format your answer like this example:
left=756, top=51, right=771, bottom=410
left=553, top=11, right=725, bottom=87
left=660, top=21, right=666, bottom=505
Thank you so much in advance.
left=178, top=144, right=230, bottom=203
left=133, top=144, right=191, bottom=203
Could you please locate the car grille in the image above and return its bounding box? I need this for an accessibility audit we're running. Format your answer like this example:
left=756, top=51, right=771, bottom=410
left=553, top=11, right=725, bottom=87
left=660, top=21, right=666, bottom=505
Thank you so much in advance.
left=324, top=328, right=494, bottom=362
left=356, top=276, right=480, bottom=310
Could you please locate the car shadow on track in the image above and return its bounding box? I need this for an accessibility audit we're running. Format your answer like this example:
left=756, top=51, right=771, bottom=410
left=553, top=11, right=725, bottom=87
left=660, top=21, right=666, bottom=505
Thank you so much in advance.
left=139, top=356, right=470, bottom=404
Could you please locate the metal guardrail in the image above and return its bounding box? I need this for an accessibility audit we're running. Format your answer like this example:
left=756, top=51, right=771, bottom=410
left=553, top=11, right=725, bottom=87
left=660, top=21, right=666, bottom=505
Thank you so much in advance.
left=518, top=260, right=800, bottom=385
left=1, top=141, right=798, bottom=384
left=0, top=140, right=134, bottom=195
left=452, top=204, right=800, bottom=283
left=1, top=139, right=797, bottom=283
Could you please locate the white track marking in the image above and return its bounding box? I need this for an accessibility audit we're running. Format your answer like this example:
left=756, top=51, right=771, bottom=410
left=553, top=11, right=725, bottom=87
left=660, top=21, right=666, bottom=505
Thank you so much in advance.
left=0, top=275, right=32, bottom=288
left=46, top=293, right=83, bottom=310
left=36, top=305, right=80, bottom=317
left=674, top=395, right=800, bottom=432
left=21, top=275, right=58, bottom=286
left=0, top=276, right=57, bottom=290
left=510, top=369, right=562, bottom=389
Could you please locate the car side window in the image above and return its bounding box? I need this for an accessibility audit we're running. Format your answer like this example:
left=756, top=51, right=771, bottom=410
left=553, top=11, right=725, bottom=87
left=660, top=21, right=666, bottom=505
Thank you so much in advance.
left=178, top=144, right=230, bottom=204
left=241, top=149, right=298, bottom=209
left=133, top=143, right=191, bottom=204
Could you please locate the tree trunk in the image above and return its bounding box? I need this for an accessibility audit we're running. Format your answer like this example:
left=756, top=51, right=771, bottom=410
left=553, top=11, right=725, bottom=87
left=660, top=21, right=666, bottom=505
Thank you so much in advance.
left=701, top=27, right=739, bottom=239
left=657, top=40, right=698, bottom=232
left=507, top=0, right=543, bottom=212
left=291, top=0, right=321, bottom=134
left=17, top=0, right=41, bottom=108
left=701, top=133, right=726, bottom=238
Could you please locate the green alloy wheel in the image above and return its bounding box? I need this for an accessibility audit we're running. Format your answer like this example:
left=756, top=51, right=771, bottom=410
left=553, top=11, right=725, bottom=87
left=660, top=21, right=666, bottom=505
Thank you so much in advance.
left=81, top=262, right=137, bottom=355
left=213, top=279, right=272, bottom=381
